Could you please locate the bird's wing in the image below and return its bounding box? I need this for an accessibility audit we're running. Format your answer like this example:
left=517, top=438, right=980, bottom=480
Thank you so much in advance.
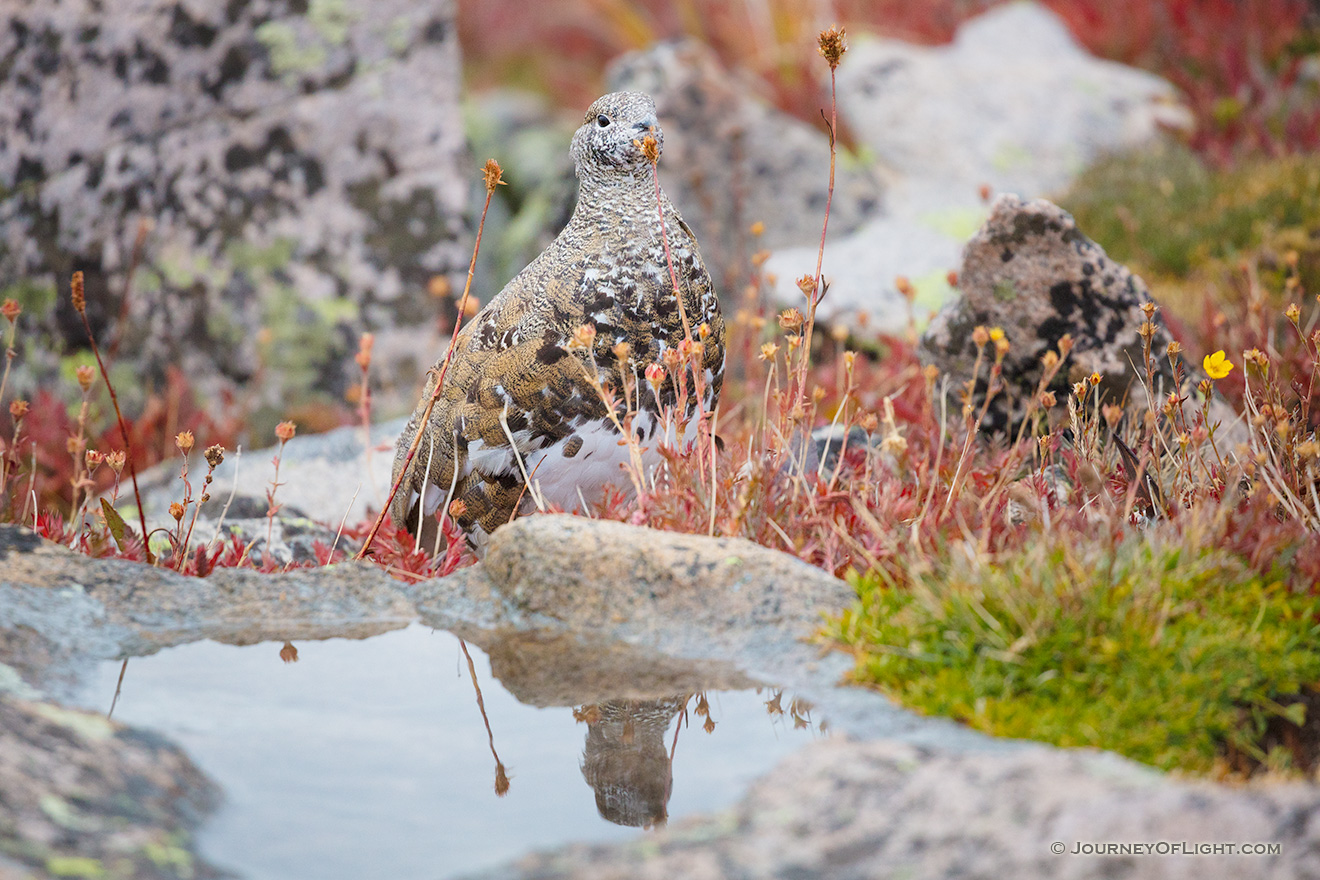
left=389, top=261, right=611, bottom=535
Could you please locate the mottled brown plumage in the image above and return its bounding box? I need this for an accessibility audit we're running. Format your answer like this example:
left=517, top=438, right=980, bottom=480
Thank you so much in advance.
left=391, top=91, right=725, bottom=548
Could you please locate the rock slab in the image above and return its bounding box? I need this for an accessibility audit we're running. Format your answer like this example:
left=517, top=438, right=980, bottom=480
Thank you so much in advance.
left=1, top=0, right=468, bottom=407
left=490, top=738, right=1320, bottom=880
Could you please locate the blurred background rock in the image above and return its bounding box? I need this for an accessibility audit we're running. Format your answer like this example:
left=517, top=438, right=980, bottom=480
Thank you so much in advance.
left=2, top=0, right=1316, bottom=445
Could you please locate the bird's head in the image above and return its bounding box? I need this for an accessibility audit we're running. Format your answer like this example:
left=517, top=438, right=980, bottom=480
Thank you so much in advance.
left=570, top=91, right=663, bottom=179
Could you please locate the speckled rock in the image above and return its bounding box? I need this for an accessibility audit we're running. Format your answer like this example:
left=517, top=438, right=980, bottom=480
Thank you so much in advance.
left=0, top=0, right=467, bottom=409
left=920, top=194, right=1176, bottom=434
left=0, top=694, right=219, bottom=880
left=489, top=737, right=1320, bottom=880
left=608, top=39, right=883, bottom=294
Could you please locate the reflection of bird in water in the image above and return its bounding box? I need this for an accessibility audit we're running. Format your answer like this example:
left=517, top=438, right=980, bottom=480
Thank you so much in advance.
left=390, top=90, right=725, bottom=550
left=577, top=696, right=689, bottom=828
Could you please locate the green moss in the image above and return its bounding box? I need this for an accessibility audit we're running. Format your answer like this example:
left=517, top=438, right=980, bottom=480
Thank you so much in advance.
left=1060, top=145, right=1320, bottom=280
left=831, top=539, right=1320, bottom=774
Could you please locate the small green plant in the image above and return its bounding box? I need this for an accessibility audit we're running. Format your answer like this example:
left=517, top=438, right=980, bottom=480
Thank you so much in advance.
left=833, top=539, right=1320, bottom=775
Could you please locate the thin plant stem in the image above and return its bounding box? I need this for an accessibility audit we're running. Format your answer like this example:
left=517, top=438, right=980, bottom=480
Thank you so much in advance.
left=71, top=272, right=154, bottom=564
left=356, top=160, right=503, bottom=560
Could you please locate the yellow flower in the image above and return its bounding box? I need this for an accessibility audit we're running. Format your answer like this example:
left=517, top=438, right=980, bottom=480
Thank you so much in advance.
left=1203, top=350, right=1234, bottom=380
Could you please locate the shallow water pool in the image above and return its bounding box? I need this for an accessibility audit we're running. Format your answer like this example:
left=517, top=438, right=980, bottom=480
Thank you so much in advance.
left=74, top=623, right=822, bottom=879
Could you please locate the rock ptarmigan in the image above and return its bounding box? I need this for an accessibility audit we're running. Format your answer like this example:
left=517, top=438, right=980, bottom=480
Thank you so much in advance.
left=390, top=91, right=725, bottom=549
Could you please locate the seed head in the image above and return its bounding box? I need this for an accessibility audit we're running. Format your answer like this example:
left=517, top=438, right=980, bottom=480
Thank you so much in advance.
left=778, top=308, right=804, bottom=333
left=1166, top=340, right=1183, bottom=357
left=355, top=332, right=374, bottom=369
left=1, top=298, right=19, bottom=323
left=971, top=326, right=990, bottom=347
left=759, top=342, right=779, bottom=361
left=1102, top=403, right=1123, bottom=428
left=85, top=449, right=104, bottom=470
left=175, top=431, right=194, bottom=454
left=1139, top=302, right=1157, bottom=319
left=1057, top=334, right=1075, bottom=355
left=644, top=362, right=666, bottom=390
left=275, top=420, right=297, bottom=443
left=75, top=364, right=96, bottom=392
left=817, top=25, right=848, bottom=70
left=860, top=412, right=879, bottom=433
left=9, top=399, right=28, bottom=419
left=448, top=498, right=467, bottom=518
left=204, top=444, right=225, bottom=468
left=636, top=134, right=660, bottom=165
left=169, top=501, right=185, bottom=522
left=568, top=324, right=597, bottom=350
left=1039, top=390, right=1057, bottom=408
left=280, top=641, right=299, bottom=663
left=1041, top=350, right=1059, bottom=370
left=107, top=450, right=126, bottom=473
left=796, top=275, right=816, bottom=299
left=482, top=158, right=505, bottom=194
left=71, top=271, right=86, bottom=315
left=611, top=341, right=632, bottom=363
left=1286, top=302, right=1301, bottom=324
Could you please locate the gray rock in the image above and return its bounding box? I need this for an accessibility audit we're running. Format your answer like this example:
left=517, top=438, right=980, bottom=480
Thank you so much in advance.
left=920, top=194, right=1176, bottom=434
left=1, top=0, right=468, bottom=411
left=481, top=514, right=855, bottom=684
left=764, top=1, right=1192, bottom=328
left=132, top=417, right=405, bottom=562
left=487, top=737, right=1320, bottom=880
left=0, top=694, right=219, bottom=879
left=608, top=40, right=883, bottom=295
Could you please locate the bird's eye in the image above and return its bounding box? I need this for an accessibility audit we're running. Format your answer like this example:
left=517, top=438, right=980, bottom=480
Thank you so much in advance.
left=596, top=115, right=611, bottom=128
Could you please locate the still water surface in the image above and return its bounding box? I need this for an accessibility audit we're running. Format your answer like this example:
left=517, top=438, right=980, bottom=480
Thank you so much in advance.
left=75, top=624, right=822, bottom=879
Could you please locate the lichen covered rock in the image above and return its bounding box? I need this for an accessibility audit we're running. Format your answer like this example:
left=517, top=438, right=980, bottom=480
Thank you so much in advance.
left=921, top=194, right=1176, bottom=433
left=0, top=0, right=468, bottom=409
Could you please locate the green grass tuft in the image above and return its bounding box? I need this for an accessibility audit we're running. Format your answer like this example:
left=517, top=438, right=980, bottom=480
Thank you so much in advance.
left=832, top=537, right=1320, bottom=775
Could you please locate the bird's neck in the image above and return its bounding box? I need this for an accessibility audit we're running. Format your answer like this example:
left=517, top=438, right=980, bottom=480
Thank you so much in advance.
left=572, top=168, right=676, bottom=232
